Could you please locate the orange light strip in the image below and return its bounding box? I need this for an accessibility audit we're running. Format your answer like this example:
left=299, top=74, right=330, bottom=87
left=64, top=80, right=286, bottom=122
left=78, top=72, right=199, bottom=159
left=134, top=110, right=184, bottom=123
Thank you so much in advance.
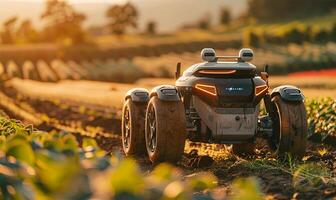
left=198, top=69, right=237, bottom=75
left=255, top=85, right=268, bottom=96
left=195, top=84, right=217, bottom=96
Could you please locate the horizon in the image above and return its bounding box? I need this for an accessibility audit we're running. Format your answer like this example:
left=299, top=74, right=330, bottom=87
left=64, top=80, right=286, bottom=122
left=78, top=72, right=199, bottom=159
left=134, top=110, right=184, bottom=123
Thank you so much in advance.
left=4, top=0, right=127, bottom=4
left=0, top=0, right=247, bottom=32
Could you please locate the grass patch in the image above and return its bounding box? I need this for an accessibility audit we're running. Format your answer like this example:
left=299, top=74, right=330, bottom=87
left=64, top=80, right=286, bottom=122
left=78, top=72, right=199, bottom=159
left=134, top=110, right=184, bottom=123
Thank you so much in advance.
left=242, top=154, right=334, bottom=192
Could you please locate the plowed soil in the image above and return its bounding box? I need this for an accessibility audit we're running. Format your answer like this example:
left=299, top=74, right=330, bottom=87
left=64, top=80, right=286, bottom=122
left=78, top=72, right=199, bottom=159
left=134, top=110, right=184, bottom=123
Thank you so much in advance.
left=0, top=79, right=335, bottom=200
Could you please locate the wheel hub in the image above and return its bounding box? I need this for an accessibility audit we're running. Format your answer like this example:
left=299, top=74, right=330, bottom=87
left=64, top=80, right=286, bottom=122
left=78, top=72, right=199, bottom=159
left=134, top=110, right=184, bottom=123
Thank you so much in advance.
left=147, top=106, right=157, bottom=152
left=123, top=107, right=131, bottom=149
left=267, top=104, right=280, bottom=150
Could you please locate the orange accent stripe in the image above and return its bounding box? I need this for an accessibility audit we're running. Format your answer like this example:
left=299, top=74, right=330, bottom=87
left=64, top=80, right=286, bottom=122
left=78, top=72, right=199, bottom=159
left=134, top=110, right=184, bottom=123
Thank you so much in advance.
left=195, top=84, right=217, bottom=96
left=198, top=69, right=237, bottom=75
left=255, top=85, right=268, bottom=96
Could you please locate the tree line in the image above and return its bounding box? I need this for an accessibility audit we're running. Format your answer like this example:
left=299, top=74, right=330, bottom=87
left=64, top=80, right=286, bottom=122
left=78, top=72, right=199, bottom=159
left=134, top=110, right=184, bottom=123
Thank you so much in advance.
left=0, top=0, right=141, bottom=45
left=0, top=0, right=234, bottom=45
left=1, top=0, right=335, bottom=45
left=244, top=23, right=336, bottom=47
left=248, top=0, right=336, bottom=21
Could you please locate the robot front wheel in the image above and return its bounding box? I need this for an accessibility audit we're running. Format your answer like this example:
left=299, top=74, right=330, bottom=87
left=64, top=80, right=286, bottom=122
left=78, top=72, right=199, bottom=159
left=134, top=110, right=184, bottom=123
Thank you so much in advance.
left=145, top=96, right=187, bottom=164
left=121, top=96, right=187, bottom=163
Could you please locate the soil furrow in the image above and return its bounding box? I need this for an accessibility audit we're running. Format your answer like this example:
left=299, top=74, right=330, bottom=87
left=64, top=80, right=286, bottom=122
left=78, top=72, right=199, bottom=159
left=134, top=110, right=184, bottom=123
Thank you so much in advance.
left=0, top=84, right=335, bottom=199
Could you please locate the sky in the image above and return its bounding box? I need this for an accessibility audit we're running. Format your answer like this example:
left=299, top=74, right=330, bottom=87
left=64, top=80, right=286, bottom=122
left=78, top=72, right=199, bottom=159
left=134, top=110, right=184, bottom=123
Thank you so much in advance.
left=1, top=0, right=247, bottom=32
left=4, top=0, right=127, bottom=4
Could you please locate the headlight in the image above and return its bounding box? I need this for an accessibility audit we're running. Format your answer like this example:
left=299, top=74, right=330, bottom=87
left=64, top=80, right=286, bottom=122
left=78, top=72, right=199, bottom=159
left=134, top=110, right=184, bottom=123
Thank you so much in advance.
left=195, top=84, right=217, bottom=96
left=197, top=69, right=236, bottom=75
left=255, top=85, right=268, bottom=96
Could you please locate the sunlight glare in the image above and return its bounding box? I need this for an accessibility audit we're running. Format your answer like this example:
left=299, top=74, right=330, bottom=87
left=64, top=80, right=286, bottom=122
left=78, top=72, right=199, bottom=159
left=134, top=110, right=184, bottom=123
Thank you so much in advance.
left=5, top=0, right=128, bottom=4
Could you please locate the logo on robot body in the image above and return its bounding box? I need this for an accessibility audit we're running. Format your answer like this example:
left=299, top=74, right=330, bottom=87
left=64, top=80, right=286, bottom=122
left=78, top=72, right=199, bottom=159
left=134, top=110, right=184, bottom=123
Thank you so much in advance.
left=226, top=87, right=244, bottom=92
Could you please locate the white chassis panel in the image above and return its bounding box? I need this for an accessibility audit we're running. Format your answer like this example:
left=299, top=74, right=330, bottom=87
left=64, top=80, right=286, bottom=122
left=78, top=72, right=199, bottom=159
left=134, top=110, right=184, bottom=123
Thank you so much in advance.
left=193, top=96, right=258, bottom=141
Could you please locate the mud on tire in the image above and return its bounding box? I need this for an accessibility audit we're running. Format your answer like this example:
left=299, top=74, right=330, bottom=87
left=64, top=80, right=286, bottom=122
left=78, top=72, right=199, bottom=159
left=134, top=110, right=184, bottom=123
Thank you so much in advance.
left=145, top=96, right=187, bottom=164
left=121, top=99, right=147, bottom=156
left=270, top=95, right=308, bottom=158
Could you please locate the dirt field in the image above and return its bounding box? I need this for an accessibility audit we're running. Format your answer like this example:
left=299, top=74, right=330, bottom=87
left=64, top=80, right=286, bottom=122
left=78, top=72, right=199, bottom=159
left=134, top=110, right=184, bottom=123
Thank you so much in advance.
left=0, top=76, right=335, bottom=199
left=6, top=76, right=336, bottom=111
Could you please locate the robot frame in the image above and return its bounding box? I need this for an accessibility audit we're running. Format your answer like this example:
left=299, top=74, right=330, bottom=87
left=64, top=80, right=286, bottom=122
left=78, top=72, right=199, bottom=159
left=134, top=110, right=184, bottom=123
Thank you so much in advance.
left=121, top=48, right=308, bottom=163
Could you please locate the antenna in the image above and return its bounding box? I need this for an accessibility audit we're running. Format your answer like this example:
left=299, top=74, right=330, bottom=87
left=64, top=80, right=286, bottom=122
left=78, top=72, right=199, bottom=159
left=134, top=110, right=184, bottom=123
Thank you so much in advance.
left=261, top=64, right=270, bottom=87
left=264, top=64, right=269, bottom=73
left=175, top=62, right=181, bottom=80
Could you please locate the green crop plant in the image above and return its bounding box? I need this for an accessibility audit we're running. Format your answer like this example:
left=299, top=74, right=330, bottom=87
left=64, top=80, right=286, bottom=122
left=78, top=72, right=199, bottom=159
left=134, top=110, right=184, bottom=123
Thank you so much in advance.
left=0, top=115, right=219, bottom=199
left=306, top=98, right=336, bottom=144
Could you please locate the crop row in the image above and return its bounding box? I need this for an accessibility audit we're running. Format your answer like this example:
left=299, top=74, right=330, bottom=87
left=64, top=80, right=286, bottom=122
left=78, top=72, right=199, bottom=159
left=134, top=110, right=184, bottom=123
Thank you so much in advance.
left=244, top=21, right=336, bottom=47
left=1, top=43, right=335, bottom=83
left=307, top=97, right=336, bottom=145
left=134, top=43, right=336, bottom=76
left=0, top=58, right=146, bottom=83
left=0, top=115, right=220, bottom=199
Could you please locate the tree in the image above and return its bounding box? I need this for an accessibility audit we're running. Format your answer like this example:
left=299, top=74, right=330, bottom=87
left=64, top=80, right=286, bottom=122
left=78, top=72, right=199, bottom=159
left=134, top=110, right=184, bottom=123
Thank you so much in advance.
left=330, top=23, right=336, bottom=42
left=0, top=16, right=18, bottom=44
left=106, top=3, right=138, bottom=36
left=314, top=29, right=329, bottom=44
left=198, top=14, right=211, bottom=30
left=41, top=0, right=86, bottom=44
left=16, top=20, right=38, bottom=43
left=220, top=7, right=231, bottom=25
left=146, top=21, right=157, bottom=35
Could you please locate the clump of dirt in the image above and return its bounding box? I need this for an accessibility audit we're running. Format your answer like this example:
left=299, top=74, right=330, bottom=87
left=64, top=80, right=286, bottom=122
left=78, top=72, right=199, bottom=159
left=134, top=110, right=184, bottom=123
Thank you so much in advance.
left=183, top=149, right=215, bottom=169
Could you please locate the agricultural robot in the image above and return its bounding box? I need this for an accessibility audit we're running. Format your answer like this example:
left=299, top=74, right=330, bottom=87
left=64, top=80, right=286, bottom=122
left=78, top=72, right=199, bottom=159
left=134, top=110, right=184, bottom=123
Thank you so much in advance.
left=121, top=48, right=308, bottom=163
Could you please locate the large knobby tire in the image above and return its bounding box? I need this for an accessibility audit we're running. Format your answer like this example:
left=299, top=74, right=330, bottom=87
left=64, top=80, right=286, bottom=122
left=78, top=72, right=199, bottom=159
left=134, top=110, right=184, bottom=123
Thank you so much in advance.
left=232, top=143, right=256, bottom=156
left=145, top=96, right=187, bottom=164
left=270, top=95, right=307, bottom=158
left=121, top=99, right=147, bottom=156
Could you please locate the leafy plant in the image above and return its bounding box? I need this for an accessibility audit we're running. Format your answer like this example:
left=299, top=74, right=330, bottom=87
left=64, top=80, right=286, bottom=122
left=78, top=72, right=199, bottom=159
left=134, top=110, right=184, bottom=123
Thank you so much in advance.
left=306, top=98, right=336, bottom=144
left=0, top=115, right=218, bottom=199
left=230, top=177, right=263, bottom=200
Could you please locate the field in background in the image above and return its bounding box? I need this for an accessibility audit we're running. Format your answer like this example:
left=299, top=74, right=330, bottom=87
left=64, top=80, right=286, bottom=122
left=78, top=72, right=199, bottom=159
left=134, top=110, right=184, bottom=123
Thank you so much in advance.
left=1, top=43, right=335, bottom=85
left=134, top=43, right=336, bottom=76
left=95, top=15, right=336, bottom=47
left=6, top=75, right=336, bottom=110
left=96, top=29, right=241, bottom=48
left=0, top=7, right=335, bottom=199
left=1, top=13, right=336, bottom=83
